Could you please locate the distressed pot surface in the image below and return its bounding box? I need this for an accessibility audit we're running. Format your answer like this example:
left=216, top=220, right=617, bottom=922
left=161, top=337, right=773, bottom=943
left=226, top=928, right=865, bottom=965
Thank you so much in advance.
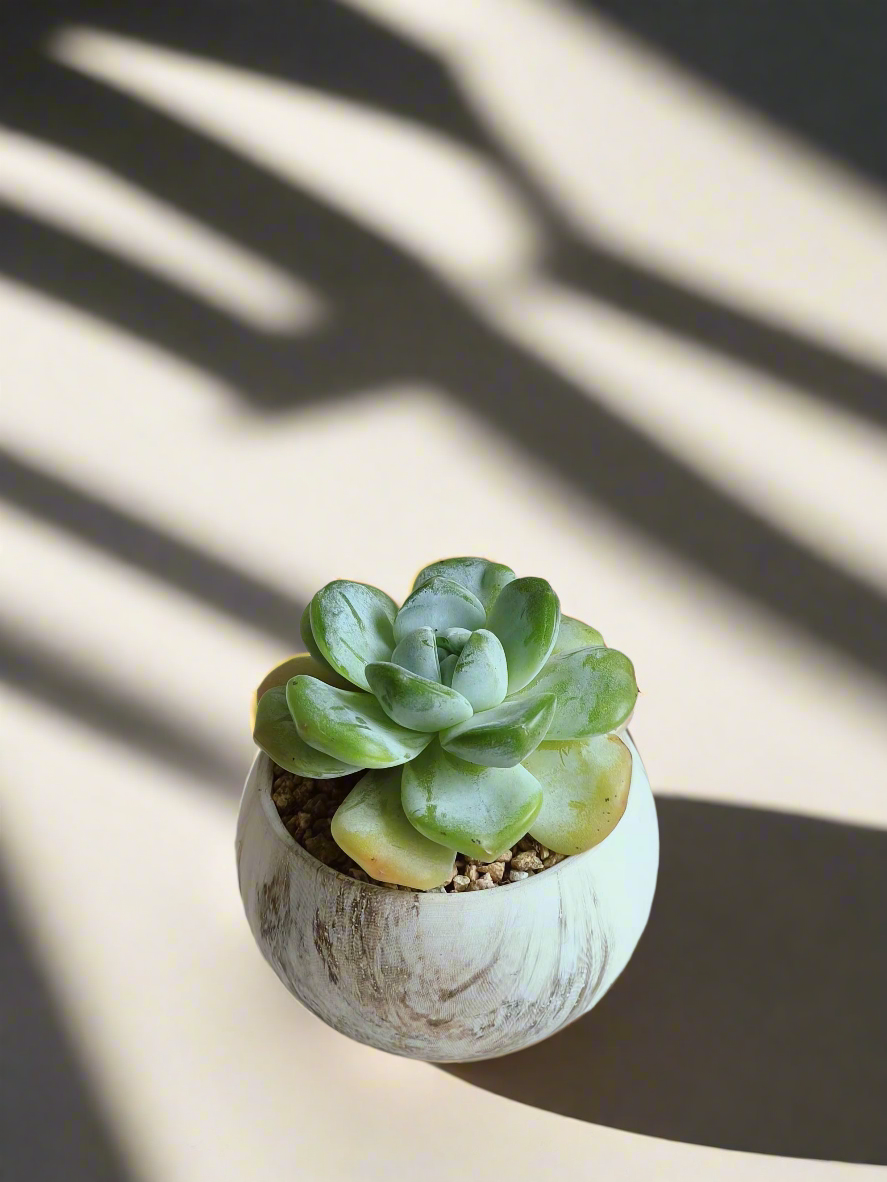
left=236, top=736, right=658, bottom=1062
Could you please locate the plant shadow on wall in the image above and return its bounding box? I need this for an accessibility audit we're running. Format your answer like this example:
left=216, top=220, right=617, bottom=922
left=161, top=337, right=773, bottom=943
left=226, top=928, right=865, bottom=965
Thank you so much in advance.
left=0, top=0, right=886, bottom=1165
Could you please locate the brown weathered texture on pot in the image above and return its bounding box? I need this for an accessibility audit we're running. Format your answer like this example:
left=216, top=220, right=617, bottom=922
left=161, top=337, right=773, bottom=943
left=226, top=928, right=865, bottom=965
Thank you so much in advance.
left=236, top=738, right=658, bottom=1062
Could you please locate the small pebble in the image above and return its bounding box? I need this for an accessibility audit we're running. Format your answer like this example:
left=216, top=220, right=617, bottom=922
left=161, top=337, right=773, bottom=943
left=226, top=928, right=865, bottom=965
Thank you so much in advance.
left=466, top=864, right=479, bottom=882
left=511, top=851, right=544, bottom=872
left=472, top=873, right=495, bottom=890
left=452, top=875, right=472, bottom=892
left=479, top=861, right=505, bottom=884
left=542, top=853, right=565, bottom=869
left=494, top=849, right=513, bottom=863
left=508, top=869, right=529, bottom=882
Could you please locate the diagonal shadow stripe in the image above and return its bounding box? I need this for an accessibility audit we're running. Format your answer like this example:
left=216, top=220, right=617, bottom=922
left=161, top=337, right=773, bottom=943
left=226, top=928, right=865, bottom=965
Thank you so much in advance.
left=0, top=0, right=493, bottom=158
left=546, top=236, right=887, bottom=431
left=429, top=313, right=887, bottom=682
left=3, top=8, right=887, bottom=687
left=0, top=448, right=306, bottom=642
left=0, top=206, right=374, bottom=408
left=5, top=198, right=887, bottom=687
left=443, top=797, right=887, bottom=1163
left=9, top=10, right=887, bottom=444
left=6, top=43, right=887, bottom=438
left=0, top=853, right=136, bottom=1182
left=0, top=620, right=240, bottom=788
left=579, top=0, right=887, bottom=192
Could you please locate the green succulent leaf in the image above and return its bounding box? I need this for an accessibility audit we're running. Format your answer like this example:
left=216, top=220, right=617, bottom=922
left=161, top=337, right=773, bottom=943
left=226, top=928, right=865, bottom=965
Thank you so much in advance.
left=286, top=675, right=431, bottom=768
left=440, top=627, right=472, bottom=653
left=253, top=685, right=362, bottom=778
left=393, top=577, right=486, bottom=645
left=309, top=580, right=397, bottom=691
left=365, top=662, right=474, bottom=733
left=412, top=557, right=516, bottom=613
left=439, top=653, right=458, bottom=687
left=299, top=603, right=338, bottom=673
left=449, top=628, right=508, bottom=711
left=331, top=768, right=456, bottom=889
left=401, top=741, right=543, bottom=860
left=552, top=615, right=605, bottom=655
left=439, top=693, right=556, bottom=768
left=517, top=646, right=637, bottom=739
left=486, top=576, right=561, bottom=694
left=391, top=626, right=441, bottom=682
left=524, top=734, right=632, bottom=854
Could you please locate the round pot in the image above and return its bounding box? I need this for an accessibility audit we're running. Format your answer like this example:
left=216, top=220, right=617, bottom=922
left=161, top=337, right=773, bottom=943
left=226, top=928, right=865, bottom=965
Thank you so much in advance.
left=236, top=710, right=659, bottom=1062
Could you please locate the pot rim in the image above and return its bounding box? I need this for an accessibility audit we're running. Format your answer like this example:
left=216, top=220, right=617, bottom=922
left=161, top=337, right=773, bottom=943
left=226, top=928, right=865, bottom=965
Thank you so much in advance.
left=252, top=730, right=641, bottom=902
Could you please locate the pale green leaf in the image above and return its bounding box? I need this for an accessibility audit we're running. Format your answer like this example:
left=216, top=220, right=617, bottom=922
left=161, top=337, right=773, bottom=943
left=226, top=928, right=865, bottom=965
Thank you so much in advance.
left=525, top=734, right=632, bottom=854
left=517, top=646, right=637, bottom=739
left=299, top=603, right=339, bottom=674
left=412, top=556, right=515, bottom=612
left=439, top=653, right=458, bottom=687
left=309, top=580, right=397, bottom=691
left=486, top=576, right=560, bottom=694
left=331, top=768, right=456, bottom=889
left=286, top=676, right=431, bottom=768
left=552, top=615, right=605, bottom=655
left=439, top=693, right=556, bottom=767
left=391, top=626, right=440, bottom=682
left=401, top=740, right=543, bottom=860
left=393, top=577, right=485, bottom=645
left=449, top=628, right=508, bottom=711
left=440, top=627, right=472, bottom=654
left=253, top=685, right=362, bottom=778
left=365, top=662, right=473, bottom=733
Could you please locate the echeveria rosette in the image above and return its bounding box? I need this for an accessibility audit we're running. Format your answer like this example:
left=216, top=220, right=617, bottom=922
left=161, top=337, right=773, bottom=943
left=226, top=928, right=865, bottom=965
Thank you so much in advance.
left=253, top=557, right=638, bottom=887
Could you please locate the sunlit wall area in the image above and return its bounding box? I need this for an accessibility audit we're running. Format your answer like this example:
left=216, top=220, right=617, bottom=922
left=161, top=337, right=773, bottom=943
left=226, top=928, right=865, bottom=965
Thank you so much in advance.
left=1, top=2, right=885, bottom=1179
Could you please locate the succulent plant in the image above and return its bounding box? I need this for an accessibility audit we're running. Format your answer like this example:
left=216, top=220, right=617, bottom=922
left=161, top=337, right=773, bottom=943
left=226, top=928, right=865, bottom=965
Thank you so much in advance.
left=253, top=557, right=638, bottom=889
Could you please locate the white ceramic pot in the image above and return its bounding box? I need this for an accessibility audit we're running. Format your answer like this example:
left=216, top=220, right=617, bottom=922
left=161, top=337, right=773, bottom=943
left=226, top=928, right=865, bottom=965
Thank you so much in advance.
left=236, top=724, right=659, bottom=1062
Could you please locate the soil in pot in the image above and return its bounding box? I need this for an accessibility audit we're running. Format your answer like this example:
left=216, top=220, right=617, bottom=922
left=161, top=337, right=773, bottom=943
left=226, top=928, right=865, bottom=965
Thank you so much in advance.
left=270, top=763, right=569, bottom=892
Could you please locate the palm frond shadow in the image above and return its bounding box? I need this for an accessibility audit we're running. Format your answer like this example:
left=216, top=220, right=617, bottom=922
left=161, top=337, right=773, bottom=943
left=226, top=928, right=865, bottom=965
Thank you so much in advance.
left=2, top=1, right=887, bottom=684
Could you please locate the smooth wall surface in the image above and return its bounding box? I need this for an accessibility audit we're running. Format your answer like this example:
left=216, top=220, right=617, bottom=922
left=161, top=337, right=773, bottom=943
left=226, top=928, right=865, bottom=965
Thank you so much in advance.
left=1, top=2, right=886, bottom=1178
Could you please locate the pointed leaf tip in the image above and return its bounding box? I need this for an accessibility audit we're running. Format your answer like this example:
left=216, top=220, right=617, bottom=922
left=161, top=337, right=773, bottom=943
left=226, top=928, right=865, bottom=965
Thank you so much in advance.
left=286, top=675, right=431, bottom=768
left=486, top=576, right=560, bottom=694
left=391, top=626, right=441, bottom=682
left=450, top=628, right=508, bottom=710
left=402, top=741, right=543, bottom=860
left=552, top=615, right=605, bottom=655
left=365, top=661, right=473, bottom=732
left=440, top=693, right=556, bottom=767
left=309, top=580, right=397, bottom=690
left=517, top=645, right=637, bottom=739
left=412, top=557, right=515, bottom=612
left=332, top=768, right=456, bottom=889
left=394, top=577, right=485, bottom=644
left=253, top=685, right=362, bottom=778
left=525, top=734, right=632, bottom=854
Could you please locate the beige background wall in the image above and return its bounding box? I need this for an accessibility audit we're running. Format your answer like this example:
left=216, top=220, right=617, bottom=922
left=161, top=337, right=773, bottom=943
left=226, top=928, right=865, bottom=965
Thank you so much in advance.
left=1, top=2, right=885, bottom=1178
